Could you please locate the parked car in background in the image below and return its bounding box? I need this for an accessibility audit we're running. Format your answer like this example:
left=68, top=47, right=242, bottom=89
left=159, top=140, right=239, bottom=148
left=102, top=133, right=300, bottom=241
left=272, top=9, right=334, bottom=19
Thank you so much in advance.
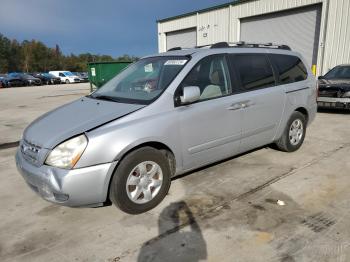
left=49, top=71, right=80, bottom=84
left=0, top=74, right=8, bottom=88
left=31, top=73, right=61, bottom=85
left=16, top=42, right=317, bottom=214
left=8, top=73, right=42, bottom=86
left=2, top=74, right=27, bottom=87
left=73, top=72, right=89, bottom=82
left=317, top=64, right=350, bottom=110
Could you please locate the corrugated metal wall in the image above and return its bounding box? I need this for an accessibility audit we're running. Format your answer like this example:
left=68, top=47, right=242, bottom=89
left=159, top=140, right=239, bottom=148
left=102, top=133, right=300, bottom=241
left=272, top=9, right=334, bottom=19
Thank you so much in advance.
left=158, top=0, right=350, bottom=75
left=196, top=8, right=230, bottom=46
left=240, top=5, right=322, bottom=67
left=322, top=0, right=350, bottom=73
left=166, top=28, right=197, bottom=50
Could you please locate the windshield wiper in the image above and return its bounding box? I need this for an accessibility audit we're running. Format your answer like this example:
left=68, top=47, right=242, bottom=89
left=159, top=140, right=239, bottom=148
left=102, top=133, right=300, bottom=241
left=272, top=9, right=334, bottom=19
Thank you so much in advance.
left=89, top=95, right=121, bottom=102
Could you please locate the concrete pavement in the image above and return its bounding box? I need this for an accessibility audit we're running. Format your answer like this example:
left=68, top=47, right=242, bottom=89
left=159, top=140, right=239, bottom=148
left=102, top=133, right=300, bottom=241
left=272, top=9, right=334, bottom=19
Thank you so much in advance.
left=0, top=84, right=349, bottom=261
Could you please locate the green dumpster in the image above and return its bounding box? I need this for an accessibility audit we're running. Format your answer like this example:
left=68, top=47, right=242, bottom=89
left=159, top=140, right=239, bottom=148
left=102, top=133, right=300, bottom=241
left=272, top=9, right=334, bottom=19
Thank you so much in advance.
left=87, top=61, right=132, bottom=91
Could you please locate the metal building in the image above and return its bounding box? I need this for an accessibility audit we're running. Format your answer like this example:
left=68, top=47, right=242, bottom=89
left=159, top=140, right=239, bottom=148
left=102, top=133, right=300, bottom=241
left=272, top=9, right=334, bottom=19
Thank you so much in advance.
left=157, top=0, right=350, bottom=76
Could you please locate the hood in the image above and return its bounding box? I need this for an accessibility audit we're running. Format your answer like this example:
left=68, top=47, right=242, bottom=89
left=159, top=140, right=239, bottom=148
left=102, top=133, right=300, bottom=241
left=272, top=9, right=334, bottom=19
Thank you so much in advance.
left=23, top=97, right=145, bottom=149
left=319, top=78, right=350, bottom=87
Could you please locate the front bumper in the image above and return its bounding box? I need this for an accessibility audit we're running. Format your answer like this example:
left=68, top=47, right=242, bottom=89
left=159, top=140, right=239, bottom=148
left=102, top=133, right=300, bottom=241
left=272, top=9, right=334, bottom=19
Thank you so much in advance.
left=15, top=149, right=118, bottom=207
left=317, top=97, right=350, bottom=109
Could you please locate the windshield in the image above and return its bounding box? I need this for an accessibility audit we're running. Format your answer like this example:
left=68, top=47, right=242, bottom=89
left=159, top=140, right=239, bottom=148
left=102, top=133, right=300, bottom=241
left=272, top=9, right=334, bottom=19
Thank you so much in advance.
left=43, top=73, right=55, bottom=77
left=64, top=71, right=75, bottom=77
left=90, top=56, right=189, bottom=104
left=23, top=74, right=34, bottom=79
left=324, top=66, right=350, bottom=79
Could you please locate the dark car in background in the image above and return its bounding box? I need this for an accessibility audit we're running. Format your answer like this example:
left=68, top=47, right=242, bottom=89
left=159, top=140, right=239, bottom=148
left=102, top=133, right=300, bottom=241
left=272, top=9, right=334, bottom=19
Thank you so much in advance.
left=2, top=74, right=27, bottom=87
left=317, top=65, right=350, bottom=110
left=73, top=72, right=89, bottom=82
left=0, top=74, right=8, bottom=88
left=31, top=73, right=61, bottom=85
left=8, top=73, right=42, bottom=86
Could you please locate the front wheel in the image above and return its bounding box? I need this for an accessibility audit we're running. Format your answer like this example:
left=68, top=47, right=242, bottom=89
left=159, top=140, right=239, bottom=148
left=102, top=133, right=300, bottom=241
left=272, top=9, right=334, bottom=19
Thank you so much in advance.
left=275, top=111, right=306, bottom=152
left=109, top=147, right=172, bottom=214
left=65, top=79, right=70, bottom=84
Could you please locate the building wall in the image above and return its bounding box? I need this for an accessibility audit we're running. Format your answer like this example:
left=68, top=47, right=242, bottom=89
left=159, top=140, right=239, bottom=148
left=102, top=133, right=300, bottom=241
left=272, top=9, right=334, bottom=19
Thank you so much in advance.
left=158, top=0, right=349, bottom=75
left=322, top=0, right=350, bottom=73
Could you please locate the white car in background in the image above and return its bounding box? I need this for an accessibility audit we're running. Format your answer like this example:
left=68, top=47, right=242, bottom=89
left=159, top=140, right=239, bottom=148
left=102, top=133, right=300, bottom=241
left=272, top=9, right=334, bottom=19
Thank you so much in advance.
left=49, top=71, right=80, bottom=84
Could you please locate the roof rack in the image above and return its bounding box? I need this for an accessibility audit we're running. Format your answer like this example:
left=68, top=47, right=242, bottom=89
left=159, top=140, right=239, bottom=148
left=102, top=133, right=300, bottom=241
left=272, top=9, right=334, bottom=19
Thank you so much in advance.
left=209, top=41, right=291, bottom=50
left=167, top=41, right=291, bottom=52
left=167, top=47, right=183, bottom=51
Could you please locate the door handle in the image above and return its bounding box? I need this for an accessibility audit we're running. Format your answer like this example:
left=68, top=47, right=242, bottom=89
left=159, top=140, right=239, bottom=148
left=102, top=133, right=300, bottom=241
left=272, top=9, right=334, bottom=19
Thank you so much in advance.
left=227, top=100, right=254, bottom=111
left=227, top=103, right=242, bottom=110
left=245, top=101, right=255, bottom=108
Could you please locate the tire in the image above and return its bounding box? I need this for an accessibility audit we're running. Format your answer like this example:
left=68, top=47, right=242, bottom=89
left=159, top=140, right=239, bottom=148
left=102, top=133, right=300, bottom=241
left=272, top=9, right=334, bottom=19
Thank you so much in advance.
left=65, top=79, right=70, bottom=84
left=109, top=147, right=172, bottom=214
left=275, top=111, right=307, bottom=152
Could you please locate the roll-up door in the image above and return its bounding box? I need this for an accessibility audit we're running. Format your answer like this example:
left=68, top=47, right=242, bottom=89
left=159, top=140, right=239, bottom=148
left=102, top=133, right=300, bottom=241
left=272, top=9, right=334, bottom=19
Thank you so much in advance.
left=240, top=4, right=322, bottom=69
left=166, top=28, right=197, bottom=51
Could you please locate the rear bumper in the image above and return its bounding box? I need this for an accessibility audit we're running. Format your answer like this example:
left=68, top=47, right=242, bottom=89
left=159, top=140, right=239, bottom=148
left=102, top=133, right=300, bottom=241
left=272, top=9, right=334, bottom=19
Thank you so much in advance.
left=317, top=97, right=350, bottom=109
left=15, top=149, right=118, bottom=207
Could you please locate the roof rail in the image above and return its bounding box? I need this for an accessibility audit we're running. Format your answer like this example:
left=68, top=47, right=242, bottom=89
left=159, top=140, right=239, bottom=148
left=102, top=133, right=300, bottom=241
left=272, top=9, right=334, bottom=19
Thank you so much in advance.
left=210, top=42, right=230, bottom=49
left=166, top=42, right=291, bottom=52
left=167, top=47, right=182, bottom=51
left=209, top=41, right=291, bottom=50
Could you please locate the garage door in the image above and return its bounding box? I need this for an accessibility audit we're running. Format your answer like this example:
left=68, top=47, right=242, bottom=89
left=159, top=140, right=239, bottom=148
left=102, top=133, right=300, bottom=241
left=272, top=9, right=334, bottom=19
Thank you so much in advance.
left=240, top=5, right=322, bottom=68
left=166, top=28, right=197, bottom=51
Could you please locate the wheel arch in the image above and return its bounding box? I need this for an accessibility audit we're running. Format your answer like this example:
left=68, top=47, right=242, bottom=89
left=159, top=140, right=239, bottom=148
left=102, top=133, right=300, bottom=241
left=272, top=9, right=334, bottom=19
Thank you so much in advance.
left=103, top=141, right=177, bottom=205
left=294, top=107, right=309, bottom=125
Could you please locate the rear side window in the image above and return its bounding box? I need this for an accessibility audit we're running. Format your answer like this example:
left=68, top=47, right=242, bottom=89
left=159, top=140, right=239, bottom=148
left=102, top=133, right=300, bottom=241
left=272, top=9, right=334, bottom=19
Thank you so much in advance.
left=269, top=54, right=308, bottom=84
left=230, top=54, right=275, bottom=91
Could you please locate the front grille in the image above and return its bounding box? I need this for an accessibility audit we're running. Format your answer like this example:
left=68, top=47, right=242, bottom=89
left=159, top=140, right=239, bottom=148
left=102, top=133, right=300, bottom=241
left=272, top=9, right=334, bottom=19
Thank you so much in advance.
left=319, top=87, right=345, bottom=98
left=21, top=140, right=41, bottom=165
left=319, top=90, right=338, bottom=97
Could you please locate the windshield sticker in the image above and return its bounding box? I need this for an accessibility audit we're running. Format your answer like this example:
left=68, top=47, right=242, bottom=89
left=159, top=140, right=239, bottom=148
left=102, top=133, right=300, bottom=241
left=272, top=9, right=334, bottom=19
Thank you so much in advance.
left=164, top=60, right=187, bottom=66
left=144, top=63, right=153, bottom=72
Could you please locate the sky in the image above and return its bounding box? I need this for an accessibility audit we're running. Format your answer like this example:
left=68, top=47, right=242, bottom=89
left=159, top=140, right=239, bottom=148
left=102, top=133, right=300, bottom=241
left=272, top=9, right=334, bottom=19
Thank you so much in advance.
left=0, top=0, right=231, bottom=57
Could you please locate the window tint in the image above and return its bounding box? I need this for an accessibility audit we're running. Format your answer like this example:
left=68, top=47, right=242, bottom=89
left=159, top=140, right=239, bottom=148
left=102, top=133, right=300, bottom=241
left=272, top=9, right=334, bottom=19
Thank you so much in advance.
left=231, top=54, right=275, bottom=91
left=180, top=55, right=232, bottom=101
left=324, top=66, right=350, bottom=79
left=59, top=73, right=65, bottom=77
left=269, top=54, right=308, bottom=84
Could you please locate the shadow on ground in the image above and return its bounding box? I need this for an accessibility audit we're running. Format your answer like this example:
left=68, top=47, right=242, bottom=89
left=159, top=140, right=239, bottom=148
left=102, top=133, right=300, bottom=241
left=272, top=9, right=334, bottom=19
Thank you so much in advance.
left=137, top=201, right=207, bottom=262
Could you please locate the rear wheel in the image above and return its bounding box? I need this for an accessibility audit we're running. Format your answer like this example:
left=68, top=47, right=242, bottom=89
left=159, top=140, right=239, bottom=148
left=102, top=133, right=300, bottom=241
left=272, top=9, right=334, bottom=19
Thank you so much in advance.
left=275, top=111, right=306, bottom=152
left=109, top=147, right=172, bottom=214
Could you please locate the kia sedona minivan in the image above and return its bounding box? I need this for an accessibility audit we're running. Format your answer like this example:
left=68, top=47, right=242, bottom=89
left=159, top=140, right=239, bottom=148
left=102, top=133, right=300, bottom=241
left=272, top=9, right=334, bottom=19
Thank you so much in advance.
left=16, top=42, right=317, bottom=214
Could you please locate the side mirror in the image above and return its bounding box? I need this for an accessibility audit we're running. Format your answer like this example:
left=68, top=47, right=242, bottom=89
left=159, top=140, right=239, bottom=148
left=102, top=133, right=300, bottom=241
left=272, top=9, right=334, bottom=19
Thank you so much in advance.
left=180, top=86, right=200, bottom=104
left=318, top=75, right=324, bottom=80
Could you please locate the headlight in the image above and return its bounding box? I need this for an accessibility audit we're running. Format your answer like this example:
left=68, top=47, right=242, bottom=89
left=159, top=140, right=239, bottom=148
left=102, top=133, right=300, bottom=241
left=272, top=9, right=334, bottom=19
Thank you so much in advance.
left=45, top=135, right=88, bottom=169
left=342, top=91, right=350, bottom=98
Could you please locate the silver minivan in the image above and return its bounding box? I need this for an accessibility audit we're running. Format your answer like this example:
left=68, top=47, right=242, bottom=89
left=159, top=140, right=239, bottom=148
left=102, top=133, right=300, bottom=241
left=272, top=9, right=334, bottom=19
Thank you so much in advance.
left=16, top=42, right=317, bottom=214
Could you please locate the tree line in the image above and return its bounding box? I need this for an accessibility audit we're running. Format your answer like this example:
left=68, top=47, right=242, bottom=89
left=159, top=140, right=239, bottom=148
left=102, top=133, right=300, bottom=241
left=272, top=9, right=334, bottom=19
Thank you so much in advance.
left=0, top=34, right=138, bottom=73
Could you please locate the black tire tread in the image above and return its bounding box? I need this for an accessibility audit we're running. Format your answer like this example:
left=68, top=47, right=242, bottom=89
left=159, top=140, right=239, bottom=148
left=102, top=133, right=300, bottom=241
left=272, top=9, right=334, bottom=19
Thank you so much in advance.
left=275, top=111, right=306, bottom=152
left=109, top=147, right=171, bottom=214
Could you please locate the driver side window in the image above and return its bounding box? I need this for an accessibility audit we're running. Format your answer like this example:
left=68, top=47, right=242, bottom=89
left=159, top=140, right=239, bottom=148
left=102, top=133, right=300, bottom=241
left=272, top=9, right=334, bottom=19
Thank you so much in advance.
left=180, top=55, right=232, bottom=101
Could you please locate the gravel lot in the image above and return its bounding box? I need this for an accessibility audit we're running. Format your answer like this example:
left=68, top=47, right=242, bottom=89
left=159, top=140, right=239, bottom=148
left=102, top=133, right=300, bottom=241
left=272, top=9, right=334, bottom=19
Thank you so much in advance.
left=0, top=83, right=350, bottom=261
